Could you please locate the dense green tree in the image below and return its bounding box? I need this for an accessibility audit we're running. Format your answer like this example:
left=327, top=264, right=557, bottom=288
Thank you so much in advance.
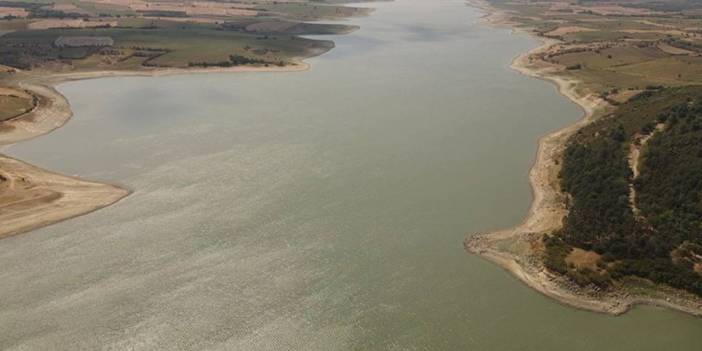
left=548, top=86, right=702, bottom=295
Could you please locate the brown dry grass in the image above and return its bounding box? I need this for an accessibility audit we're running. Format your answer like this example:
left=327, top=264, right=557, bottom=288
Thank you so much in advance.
left=545, top=26, right=594, bottom=37
left=28, top=19, right=117, bottom=30
left=657, top=42, right=696, bottom=56
left=565, top=248, right=601, bottom=271
left=0, top=86, right=34, bottom=121
left=129, top=1, right=257, bottom=17
left=0, top=6, right=28, bottom=18
left=609, top=89, right=642, bottom=103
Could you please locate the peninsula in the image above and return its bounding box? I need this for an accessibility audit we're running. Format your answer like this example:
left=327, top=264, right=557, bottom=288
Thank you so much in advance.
left=466, top=0, right=702, bottom=315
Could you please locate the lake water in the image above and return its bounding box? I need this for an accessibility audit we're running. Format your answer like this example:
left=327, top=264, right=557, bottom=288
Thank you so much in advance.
left=2, top=0, right=701, bottom=349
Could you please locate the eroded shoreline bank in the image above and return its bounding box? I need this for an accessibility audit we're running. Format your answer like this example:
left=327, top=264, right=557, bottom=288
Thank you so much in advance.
left=464, top=0, right=702, bottom=316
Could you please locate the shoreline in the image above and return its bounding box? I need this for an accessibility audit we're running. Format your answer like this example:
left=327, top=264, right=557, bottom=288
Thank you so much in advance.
left=0, top=62, right=308, bottom=240
left=464, top=0, right=702, bottom=316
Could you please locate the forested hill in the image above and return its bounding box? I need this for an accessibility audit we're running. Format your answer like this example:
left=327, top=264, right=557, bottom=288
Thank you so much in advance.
left=546, top=86, right=702, bottom=296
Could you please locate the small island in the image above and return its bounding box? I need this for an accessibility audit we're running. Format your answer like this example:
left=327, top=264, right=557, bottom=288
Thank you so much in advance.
left=466, top=0, right=702, bottom=315
left=0, top=0, right=374, bottom=239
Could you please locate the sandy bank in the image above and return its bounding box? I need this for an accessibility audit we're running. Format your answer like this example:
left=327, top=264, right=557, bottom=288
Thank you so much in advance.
left=464, top=0, right=702, bottom=316
left=0, top=155, right=129, bottom=240
left=0, top=81, right=130, bottom=239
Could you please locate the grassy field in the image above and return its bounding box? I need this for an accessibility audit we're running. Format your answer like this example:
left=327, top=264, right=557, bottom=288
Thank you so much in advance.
left=73, top=1, right=136, bottom=16
left=0, top=0, right=367, bottom=71
left=255, top=2, right=371, bottom=21
left=493, top=0, right=702, bottom=98
left=0, top=25, right=335, bottom=68
left=0, top=88, right=34, bottom=121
